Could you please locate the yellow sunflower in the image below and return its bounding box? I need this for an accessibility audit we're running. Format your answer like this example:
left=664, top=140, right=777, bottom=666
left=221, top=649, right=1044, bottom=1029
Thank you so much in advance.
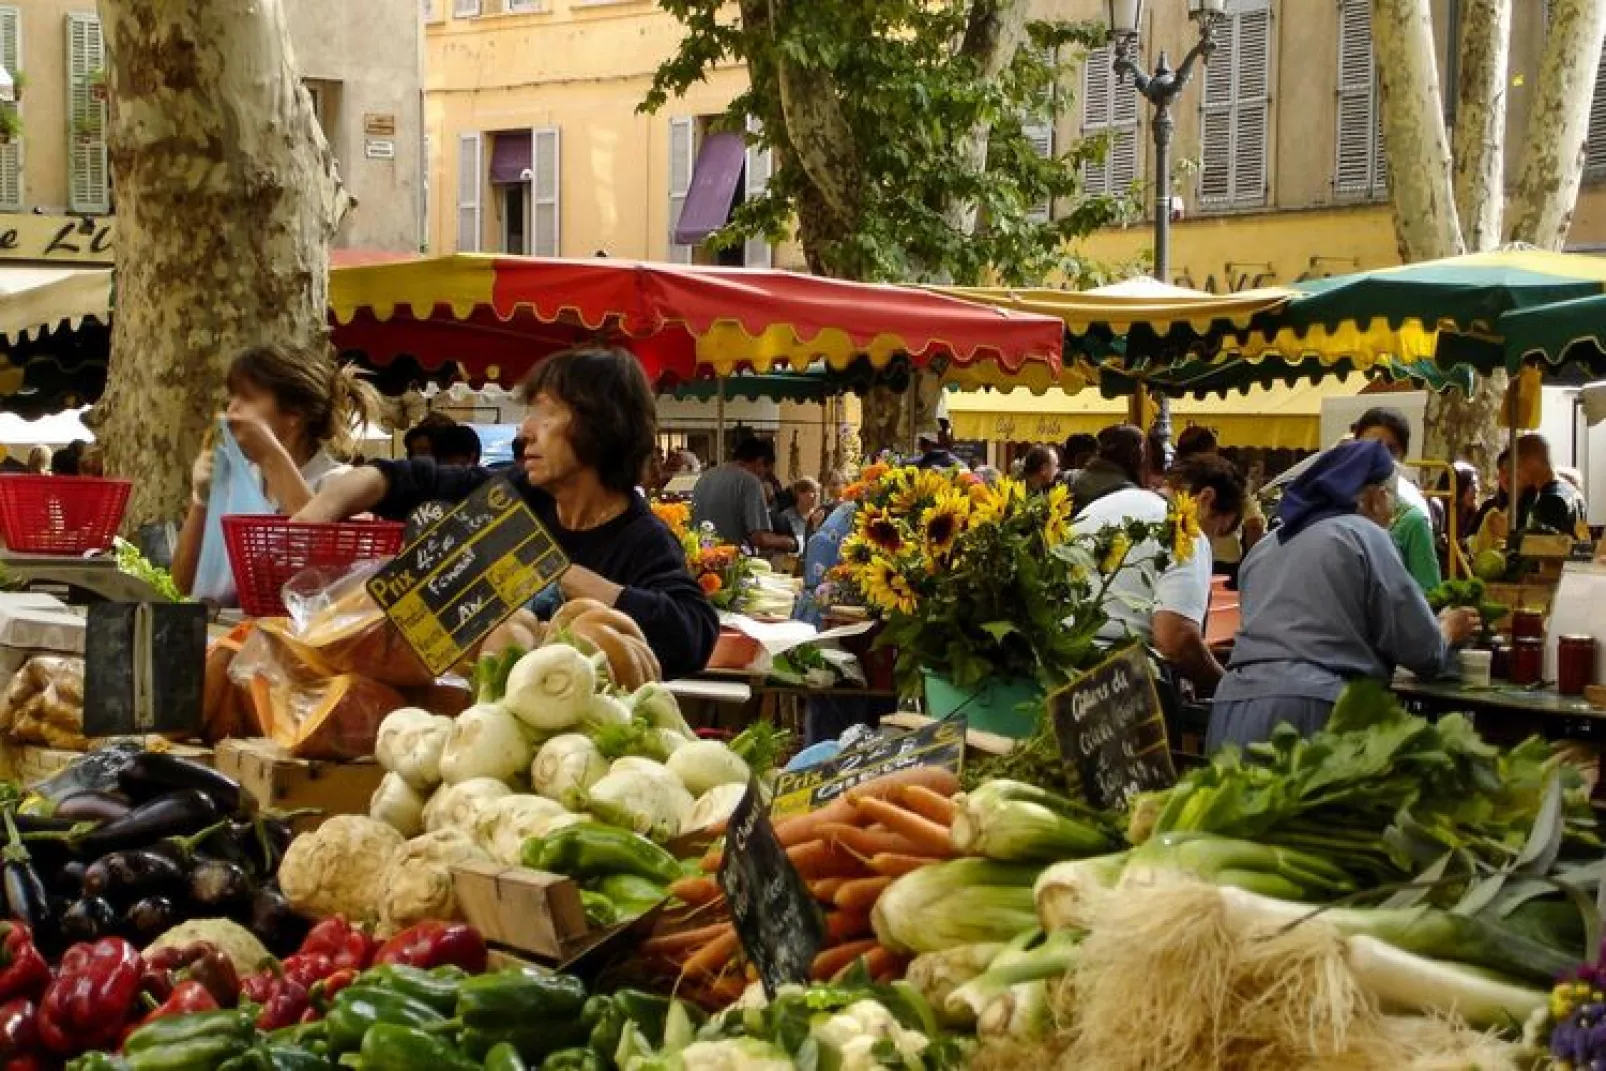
left=1043, top=483, right=1073, bottom=545
left=1101, top=532, right=1132, bottom=573
left=973, top=477, right=1026, bottom=526
left=861, top=508, right=908, bottom=555
left=920, top=493, right=970, bottom=558
left=863, top=556, right=919, bottom=615
left=840, top=534, right=874, bottom=566
left=1169, top=490, right=1202, bottom=565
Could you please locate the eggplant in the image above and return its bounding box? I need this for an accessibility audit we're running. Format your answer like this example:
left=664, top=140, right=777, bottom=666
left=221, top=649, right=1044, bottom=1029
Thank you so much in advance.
left=0, top=812, right=53, bottom=945
left=11, top=814, right=91, bottom=835
left=125, top=895, right=177, bottom=944
left=74, top=790, right=220, bottom=858
left=249, top=884, right=308, bottom=956
left=82, top=850, right=185, bottom=903
left=55, top=791, right=133, bottom=824
left=56, top=859, right=87, bottom=896
left=118, top=753, right=254, bottom=816
left=60, top=896, right=118, bottom=943
left=188, top=859, right=254, bottom=911
left=33, top=742, right=143, bottom=804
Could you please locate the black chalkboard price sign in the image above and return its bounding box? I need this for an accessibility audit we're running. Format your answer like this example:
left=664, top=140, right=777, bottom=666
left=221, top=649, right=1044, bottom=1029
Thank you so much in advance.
left=717, top=777, right=825, bottom=997
left=1046, top=644, right=1176, bottom=810
left=769, top=716, right=965, bottom=819
left=367, top=478, right=569, bottom=675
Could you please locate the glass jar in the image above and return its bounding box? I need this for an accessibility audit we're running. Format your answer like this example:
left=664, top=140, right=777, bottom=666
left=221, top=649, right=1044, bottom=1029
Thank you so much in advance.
left=1490, top=638, right=1513, bottom=680
left=1510, top=638, right=1545, bottom=686
left=1557, top=635, right=1598, bottom=696
left=1511, top=609, right=1546, bottom=640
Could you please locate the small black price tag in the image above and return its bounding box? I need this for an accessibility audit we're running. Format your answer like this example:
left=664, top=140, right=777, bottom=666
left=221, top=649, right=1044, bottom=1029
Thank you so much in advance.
left=1047, top=644, right=1176, bottom=810
left=718, top=777, right=825, bottom=997
left=83, top=602, right=208, bottom=737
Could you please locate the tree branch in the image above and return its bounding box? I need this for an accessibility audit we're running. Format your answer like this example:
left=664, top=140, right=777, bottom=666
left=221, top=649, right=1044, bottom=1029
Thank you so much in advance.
left=1451, top=0, right=1509, bottom=252
left=1374, top=0, right=1464, bottom=260
left=938, top=0, right=1031, bottom=246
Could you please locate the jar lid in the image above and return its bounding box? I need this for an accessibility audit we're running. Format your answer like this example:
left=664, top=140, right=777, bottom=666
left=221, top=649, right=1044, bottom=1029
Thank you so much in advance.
left=1560, top=634, right=1597, bottom=644
left=1514, top=637, right=1545, bottom=648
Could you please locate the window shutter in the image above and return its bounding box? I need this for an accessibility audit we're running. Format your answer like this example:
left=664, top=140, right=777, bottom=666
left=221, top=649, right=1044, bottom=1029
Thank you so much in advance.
left=1199, top=14, right=1236, bottom=205
left=0, top=6, right=20, bottom=212
left=667, top=117, right=694, bottom=263
left=1587, top=45, right=1606, bottom=178
left=1199, top=1, right=1271, bottom=210
left=531, top=126, right=559, bottom=256
left=1082, top=43, right=1140, bottom=197
left=743, top=116, right=772, bottom=268
left=453, top=0, right=481, bottom=16
left=66, top=13, right=108, bottom=215
left=1334, top=0, right=1383, bottom=197
left=456, top=132, right=482, bottom=252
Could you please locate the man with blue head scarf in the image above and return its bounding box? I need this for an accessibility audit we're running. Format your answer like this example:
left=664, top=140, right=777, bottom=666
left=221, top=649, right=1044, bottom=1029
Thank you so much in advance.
left=1206, top=440, right=1480, bottom=751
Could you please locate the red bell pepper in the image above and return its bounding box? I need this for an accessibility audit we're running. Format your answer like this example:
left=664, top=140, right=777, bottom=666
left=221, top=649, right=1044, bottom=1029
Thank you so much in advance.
left=36, top=938, right=144, bottom=1055
left=0, top=926, right=48, bottom=1004
left=298, top=917, right=375, bottom=973
left=308, top=968, right=358, bottom=1013
left=0, top=998, right=38, bottom=1061
left=251, top=978, right=309, bottom=1032
left=137, top=981, right=219, bottom=1027
left=280, top=952, right=333, bottom=989
left=372, top=922, right=488, bottom=974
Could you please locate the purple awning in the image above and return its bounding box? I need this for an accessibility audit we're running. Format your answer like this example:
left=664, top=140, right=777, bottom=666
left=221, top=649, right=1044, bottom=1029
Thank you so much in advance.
left=672, top=132, right=746, bottom=245
left=489, top=132, right=531, bottom=184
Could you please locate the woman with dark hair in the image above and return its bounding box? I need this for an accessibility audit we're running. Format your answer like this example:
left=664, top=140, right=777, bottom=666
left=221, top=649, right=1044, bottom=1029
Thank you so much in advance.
left=298, top=346, right=718, bottom=679
left=174, top=342, right=379, bottom=599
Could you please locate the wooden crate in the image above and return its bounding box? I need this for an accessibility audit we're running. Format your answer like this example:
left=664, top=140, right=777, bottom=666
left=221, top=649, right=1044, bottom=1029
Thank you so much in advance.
left=450, top=861, right=588, bottom=961
left=213, top=738, right=385, bottom=832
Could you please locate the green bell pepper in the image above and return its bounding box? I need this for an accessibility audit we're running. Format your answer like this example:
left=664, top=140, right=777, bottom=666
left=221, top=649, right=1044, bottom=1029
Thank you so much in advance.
left=522, top=824, right=681, bottom=885
left=584, top=990, right=672, bottom=1058
left=325, top=985, right=446, bottom=1054
left=458, top=1020, right=587, bottom=1064
left=125, top=1036, right=254, bottom=1071
left=540, top=1050, right=604, bottom=1071
left=455, top=971, right=588, bottom=1030
left=123, top=1010, right=257, bottom=1054
left=218, top=1044, right=333, bottom=1071
left=65, top=1055, right=129, bottom=1071
left=360, top=963, right=466, bottom=1014
left=593, top=874, right=666, bottom=917
left=359, top=1024, right=478, bottom=1071
left=266, top=1022, right=327, bottom=1052
left=578, top=890, right=619, bottom=929
left=483, top=1041, right=528, bottom=1071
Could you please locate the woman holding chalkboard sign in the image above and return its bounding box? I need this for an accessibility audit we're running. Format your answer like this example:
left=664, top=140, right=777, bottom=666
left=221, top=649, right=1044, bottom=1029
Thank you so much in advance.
left=1206, top=440, right=1479, bottom=751
left=296, top=346, right=718, bottom=680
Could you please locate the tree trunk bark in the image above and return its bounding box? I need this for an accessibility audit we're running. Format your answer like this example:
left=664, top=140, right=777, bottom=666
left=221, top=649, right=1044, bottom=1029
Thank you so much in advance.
left=1505, top=0, right=1606, bottom=248
left=1373, top=0, right=1464, bottom=262
left=939, top=0, right=1031, bottom=237
left=91, top=0, right=348, bottom=531
left=1451, top=0, right=1510, bottom=251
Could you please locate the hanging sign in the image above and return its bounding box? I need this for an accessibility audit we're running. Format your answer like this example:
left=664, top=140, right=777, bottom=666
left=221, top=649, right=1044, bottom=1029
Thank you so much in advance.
left=718, top=778, right=825, bottom=997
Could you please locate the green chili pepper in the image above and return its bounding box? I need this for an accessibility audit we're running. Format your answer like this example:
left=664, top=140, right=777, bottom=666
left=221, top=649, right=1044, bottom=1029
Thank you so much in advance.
left=483, top=1041, right=528, bottom=1071
left=65, top=1055, right=129, bottom=1071
left=123, top=1009, right=256, bottom=1054
left=125, top=1036, right=254, bottom=1071
left=458, top=1021, right=587, bottom=1064
left=455, top=972, right=588, bottom=1031
left=325, top=985, right=446, bottom=1054
left=522, top=825, right=682, bottom=885
left=219, top=1043, right=334, bottom=1071
left=359, top=1023, right=478, bottom=1071
left=360, top=963, right=465, bottom=1014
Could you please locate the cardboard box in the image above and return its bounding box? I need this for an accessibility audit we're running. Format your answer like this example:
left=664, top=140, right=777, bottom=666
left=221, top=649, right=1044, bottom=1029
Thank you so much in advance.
left=0, top=598, right=84, bottom=655
left=213, top=737, right=385, bottom=832
left=450, top=861, right=588, bottom=961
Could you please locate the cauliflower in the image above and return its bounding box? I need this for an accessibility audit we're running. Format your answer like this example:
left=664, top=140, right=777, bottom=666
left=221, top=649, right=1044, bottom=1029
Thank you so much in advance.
left=812, top=1000, right=930, bottom=1071
left=668, top=1039, right=793, bottom=1071
left=279, top=815, right=405, bottom=924
left=380, top=827, right=491, bottom=932
left=145, top=919, right=269, bottom=977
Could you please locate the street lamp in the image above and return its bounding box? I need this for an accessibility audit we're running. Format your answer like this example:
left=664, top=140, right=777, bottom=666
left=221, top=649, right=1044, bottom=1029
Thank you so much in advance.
left=1103, top=0, right=1225, bottom=449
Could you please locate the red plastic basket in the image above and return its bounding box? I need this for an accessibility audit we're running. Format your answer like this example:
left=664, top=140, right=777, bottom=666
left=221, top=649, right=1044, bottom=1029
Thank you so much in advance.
left=222, top=516, right=405, bottom=618
left=0, top=476, right=132, bottom=555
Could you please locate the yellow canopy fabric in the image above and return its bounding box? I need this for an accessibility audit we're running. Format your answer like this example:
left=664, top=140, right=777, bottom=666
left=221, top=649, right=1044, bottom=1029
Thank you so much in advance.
left=0, top=268, right=113, bottom=346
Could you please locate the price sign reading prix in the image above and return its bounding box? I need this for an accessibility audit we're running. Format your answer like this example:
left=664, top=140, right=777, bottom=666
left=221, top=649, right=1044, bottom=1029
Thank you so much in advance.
left=367, top=479, right=569, bottom=675
left=718, top=778, right=825, bottom=997
left=1046, top=644, right=1176, bottom=810
left=769, top=717, right=965, bottom=819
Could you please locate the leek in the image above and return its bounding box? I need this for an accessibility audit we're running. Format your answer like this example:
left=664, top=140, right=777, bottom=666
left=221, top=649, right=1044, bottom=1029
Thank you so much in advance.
left=1345, top=935, right=1546, bottom=1030
left=906, top=943, right=1005, bottom=1026
left=871, top=858, right=1043, bottom=955
left=951, top=780, right=1115, bottom=862
left=1126, top=831, right=1357, bottom=900
left=976, top=979, right=1053, bottom=1042
left=1035, top=852, right=1128, bottom=932
left=945, top=929, right=1080, bottom=1023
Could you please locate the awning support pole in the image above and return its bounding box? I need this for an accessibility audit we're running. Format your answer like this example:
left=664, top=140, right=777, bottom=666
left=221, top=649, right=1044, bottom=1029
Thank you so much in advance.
left=716, top=375, right=727, bottom=462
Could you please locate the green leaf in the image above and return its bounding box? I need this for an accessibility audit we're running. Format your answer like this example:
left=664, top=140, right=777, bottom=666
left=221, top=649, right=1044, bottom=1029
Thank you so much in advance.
left=978, top=621, right=1018, bottom=642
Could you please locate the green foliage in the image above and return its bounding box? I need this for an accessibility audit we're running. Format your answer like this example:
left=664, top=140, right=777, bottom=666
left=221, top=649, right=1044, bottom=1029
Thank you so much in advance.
left=643, top=0, right=1141, bottom=284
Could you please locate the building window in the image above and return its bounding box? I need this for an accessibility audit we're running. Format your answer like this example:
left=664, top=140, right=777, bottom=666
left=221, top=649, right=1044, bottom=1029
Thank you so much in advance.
left=743, top=117, right=772, bottom=268
left=505, top=0, right=546, bottom=11
left=1081, top=43, right=1139, bottom=201
left=422, top=0, right=443, bottom=21
left=1198, top=0, right=1271, bottom=210
left=488, top=128, right=559, bottom=256
left=1334, top=0, right=1384, bottom=199
left=66, top=12, right=108, bottom=215
left=457, top=133, right=482, bottom=252
left=667, top=117, right=695, bottom=264
left=531, top=127, right=559, bottom=257
left=0, top=6, right=21, bottom=213
left=667, top=116, right=772, bottom=266
left=501, top=184, right=526, bottom=254
left=453, top=0, right=481, bottom=17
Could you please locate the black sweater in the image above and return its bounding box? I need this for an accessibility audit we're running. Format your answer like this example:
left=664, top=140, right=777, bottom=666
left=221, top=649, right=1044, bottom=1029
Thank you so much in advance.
left=370, top=458, right=718, bottom=680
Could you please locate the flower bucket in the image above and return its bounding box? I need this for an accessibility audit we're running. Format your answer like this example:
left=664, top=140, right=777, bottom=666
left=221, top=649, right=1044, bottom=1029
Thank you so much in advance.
left=922, top=671, right=1042, bottom=739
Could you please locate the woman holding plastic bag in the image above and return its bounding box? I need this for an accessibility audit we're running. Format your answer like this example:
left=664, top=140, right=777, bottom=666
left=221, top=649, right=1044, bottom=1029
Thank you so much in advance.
left=173, top=343, right=378, bottom=604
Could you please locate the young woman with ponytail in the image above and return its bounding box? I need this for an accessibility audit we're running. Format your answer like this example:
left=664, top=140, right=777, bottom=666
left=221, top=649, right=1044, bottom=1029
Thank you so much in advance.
left=173, top=342, right=379, bottom=599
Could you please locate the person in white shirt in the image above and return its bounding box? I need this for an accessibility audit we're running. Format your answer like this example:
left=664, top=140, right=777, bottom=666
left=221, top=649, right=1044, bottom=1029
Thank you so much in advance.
left=1073, top=452, right=1248, bottom=690
left=173, top=342, right=379, bottom=599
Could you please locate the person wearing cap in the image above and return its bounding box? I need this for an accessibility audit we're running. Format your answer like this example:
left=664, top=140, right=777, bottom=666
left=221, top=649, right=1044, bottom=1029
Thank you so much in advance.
left=1206, top=440, right=1478, bottom=751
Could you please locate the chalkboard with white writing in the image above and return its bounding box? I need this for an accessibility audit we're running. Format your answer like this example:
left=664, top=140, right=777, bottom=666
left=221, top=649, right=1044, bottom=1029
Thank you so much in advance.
left=1047, top=644, right=1175, bottom=810
left=718, top=777, right=825, bottom=997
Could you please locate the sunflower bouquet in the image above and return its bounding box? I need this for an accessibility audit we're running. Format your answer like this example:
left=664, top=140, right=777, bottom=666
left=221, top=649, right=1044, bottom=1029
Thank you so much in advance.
left=839, top=465, right=1198, bottom=693
left=651, top=499, right=756, bottom=612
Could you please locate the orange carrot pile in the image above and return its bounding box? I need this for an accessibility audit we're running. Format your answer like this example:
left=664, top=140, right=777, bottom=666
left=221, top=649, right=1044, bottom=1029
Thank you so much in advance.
left=639, top=766, right=961, bottom=1007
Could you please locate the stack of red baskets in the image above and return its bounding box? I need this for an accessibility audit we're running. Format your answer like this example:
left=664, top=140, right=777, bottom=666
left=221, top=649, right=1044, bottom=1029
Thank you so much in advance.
left=222, top=516, right=405, bottom=617
left=0, top=476, right=133, bottom=555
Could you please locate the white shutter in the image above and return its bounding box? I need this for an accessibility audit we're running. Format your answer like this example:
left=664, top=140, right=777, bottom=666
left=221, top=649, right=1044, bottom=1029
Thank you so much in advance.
left=667, top=117, right=694, bottom=263
left=422, top=133, right=431, bottom=248
left=1082, top=43, right=1139, bottom=197
left=1199, top=14, right=1236, bottom=206
left=1587, top=45, right=1606, bottom=178
left=743, top=116, right=771, bottom=268
left=1334, top=0, right=1383, bottom=197
left=66, top=13, right=108, bottom=215
left=453, top=0, right=481, bottom=16
left=1198, top=0, right=1271, bottom=209
left=456, top=133, right=482, bottom=252
left=531, top=126, right=559, bottom=256
left=1022, top=117, right=1055, bottom=222
left=0, top=7, right=20, bottom=212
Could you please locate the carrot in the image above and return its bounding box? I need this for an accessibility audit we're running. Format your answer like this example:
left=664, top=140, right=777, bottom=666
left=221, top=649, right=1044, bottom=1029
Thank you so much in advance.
left=668, top=875, right=721, bottom=907
left=699, top=849, right=723, bottom=873
left=811, top=939, right=879, bottom=982
left=787, top=839, right=861, bottom=880
left=844, top=767, right=960, bottom=805
left=853, top=796, right=955, bottom=857
left=775, top=797, right=860, bottom=847
left=825, top=908, right=872, bottom=943
left=641, top=921, right=733, bottom=959
left=681, top=927, right=740, bottom=981
left=833, top=875, right=893, bottom=912
left=810, top=877, right=848, bottom=903
left=816, top=822, right=924, bottom=860
left=898, top=784, right=959, bottom=825
left=837, top=945, right=906, bottom=982
left=868, top=852, right=938, bottom=878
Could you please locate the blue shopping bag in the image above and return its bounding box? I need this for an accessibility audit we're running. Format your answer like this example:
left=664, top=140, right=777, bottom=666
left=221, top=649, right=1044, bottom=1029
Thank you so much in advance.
left=193, top=421, right=275, bottom=606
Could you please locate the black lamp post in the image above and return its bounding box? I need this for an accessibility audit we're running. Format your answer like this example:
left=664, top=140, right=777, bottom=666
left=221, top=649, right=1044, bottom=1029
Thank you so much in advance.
left=1104, top=0, right=1225, bottom=450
